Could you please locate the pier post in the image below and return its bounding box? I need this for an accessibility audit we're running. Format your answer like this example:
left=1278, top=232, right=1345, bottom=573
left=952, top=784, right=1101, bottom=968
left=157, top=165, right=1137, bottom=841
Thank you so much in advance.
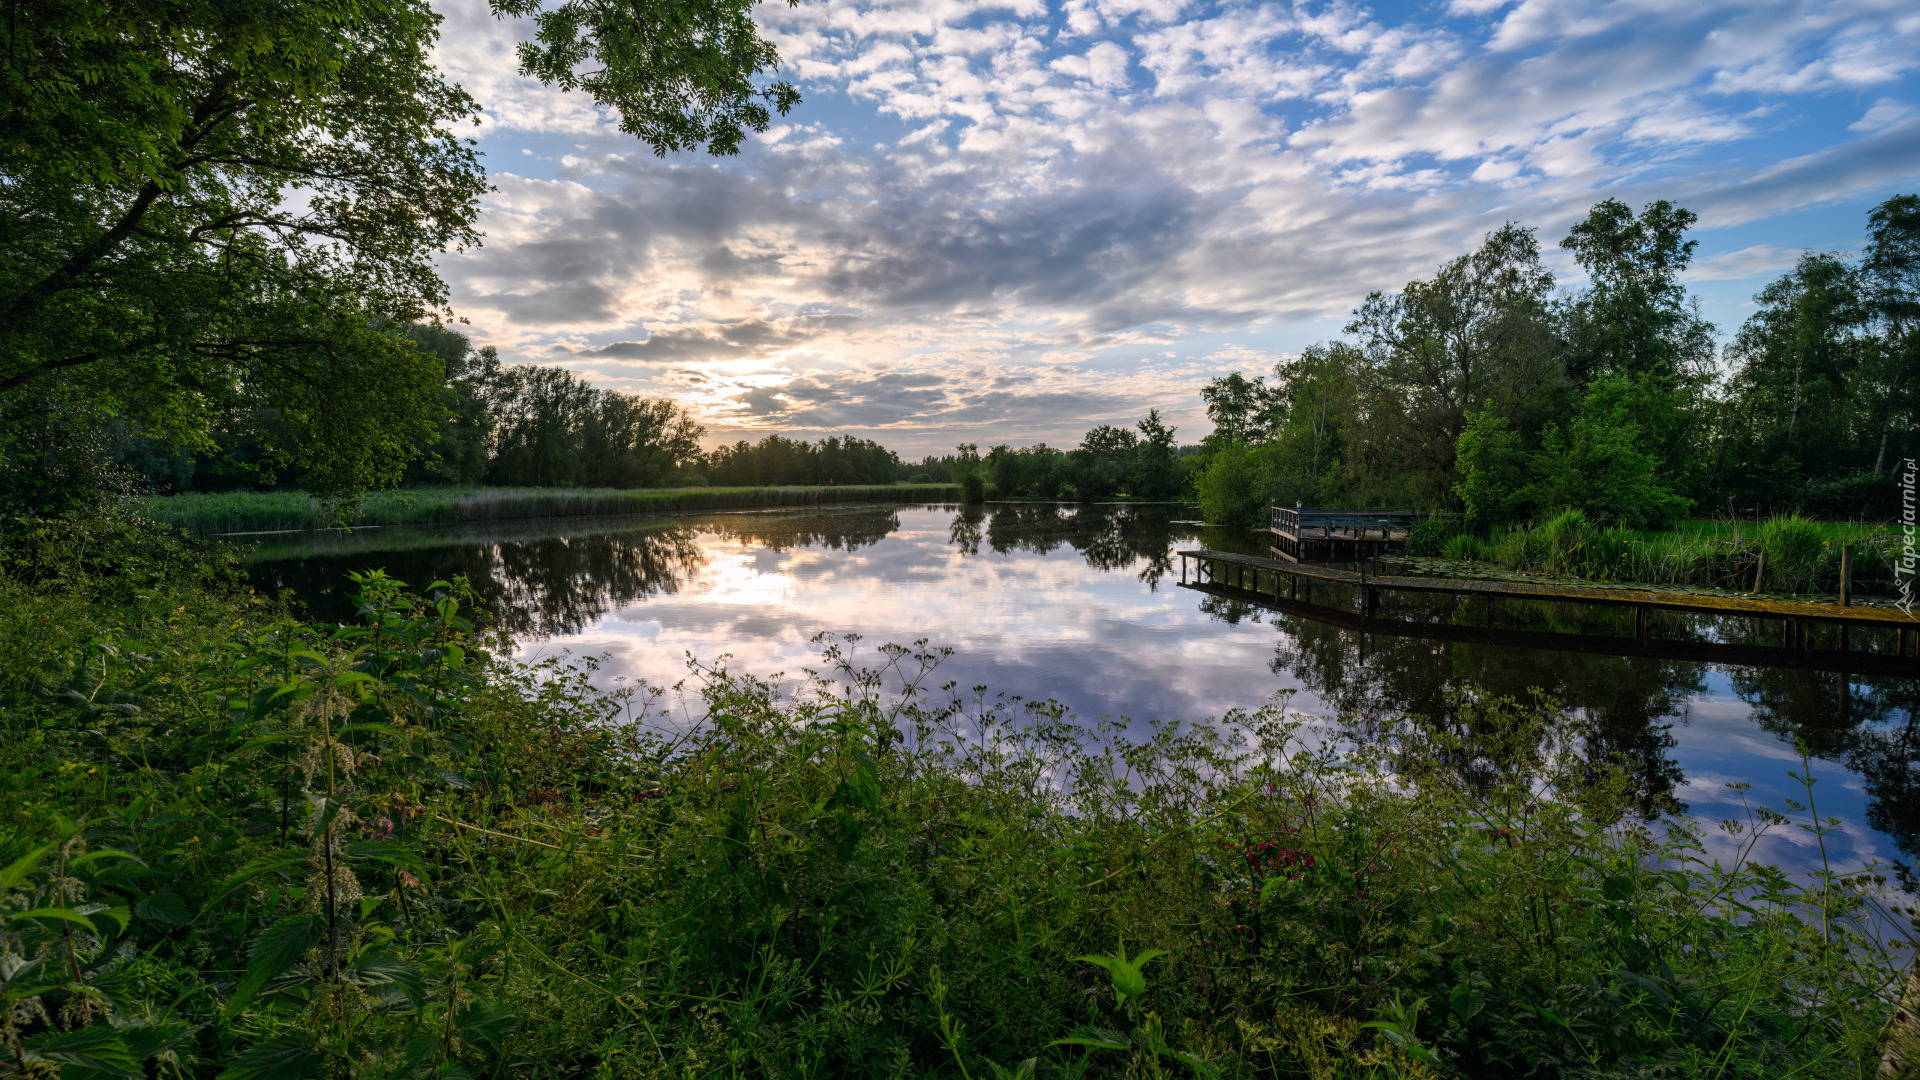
left=1839, top=545, right=1852, bottom=606
left=1635, top=605, right=1648, bottom=645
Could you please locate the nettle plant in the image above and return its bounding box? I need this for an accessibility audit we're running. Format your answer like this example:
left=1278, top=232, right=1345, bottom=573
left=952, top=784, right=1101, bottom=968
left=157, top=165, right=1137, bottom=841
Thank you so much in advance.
left=0, top=570, right=523, bottom=1078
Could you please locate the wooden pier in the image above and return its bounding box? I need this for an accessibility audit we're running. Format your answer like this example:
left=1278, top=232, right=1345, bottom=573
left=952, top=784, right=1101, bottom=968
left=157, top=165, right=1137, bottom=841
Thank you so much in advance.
left=1270, top=507, right=1429, bottom=561
left=1176, top=548, right=1920, bottom=676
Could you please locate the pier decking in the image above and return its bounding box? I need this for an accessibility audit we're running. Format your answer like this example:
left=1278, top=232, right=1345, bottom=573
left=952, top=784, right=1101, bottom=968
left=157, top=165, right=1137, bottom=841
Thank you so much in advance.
left=1269, top=507, right=1428, bottom=561
left=1176, top=548, right=1919, bottom=676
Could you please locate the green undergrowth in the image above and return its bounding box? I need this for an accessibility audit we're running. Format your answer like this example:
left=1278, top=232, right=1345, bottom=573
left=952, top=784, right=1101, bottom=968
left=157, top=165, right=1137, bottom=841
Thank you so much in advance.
left=1407, top=511, right=1901, bottom=598
left=137, top=484, right=962, bottom=536
left=0, top=519, right=1915, bottom=1078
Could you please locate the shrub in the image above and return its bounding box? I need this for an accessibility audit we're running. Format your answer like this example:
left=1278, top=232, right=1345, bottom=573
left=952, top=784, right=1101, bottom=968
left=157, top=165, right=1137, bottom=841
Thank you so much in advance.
left=1401, top=514, right=1455, bottom=557
left=1195, top=444, right=1268, bottom=528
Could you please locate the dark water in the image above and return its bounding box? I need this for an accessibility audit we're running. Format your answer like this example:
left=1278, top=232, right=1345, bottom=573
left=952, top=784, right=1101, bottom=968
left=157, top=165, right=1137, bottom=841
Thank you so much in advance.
left=238, top=503, right=1920, bottom=887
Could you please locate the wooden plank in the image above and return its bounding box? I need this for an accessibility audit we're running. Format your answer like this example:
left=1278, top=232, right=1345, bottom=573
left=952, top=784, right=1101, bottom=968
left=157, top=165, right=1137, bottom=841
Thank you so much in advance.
left=1176, top=548, right=1918, bottom=628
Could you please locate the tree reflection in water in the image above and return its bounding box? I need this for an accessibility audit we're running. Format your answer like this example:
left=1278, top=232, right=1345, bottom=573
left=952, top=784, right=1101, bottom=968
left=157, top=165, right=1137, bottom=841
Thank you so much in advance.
left=1734, top=668, right=1920, bottom=868
left=243, top=508, right=907, bottom=637
left=948, top=503, right=1182, bottom=586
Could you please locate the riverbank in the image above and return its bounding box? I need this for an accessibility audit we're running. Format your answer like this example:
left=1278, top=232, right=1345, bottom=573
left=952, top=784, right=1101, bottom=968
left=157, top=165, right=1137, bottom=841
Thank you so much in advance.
left=137, top=482, right=961, bottom=535
left=0, top=513, right=1908, bottom=1078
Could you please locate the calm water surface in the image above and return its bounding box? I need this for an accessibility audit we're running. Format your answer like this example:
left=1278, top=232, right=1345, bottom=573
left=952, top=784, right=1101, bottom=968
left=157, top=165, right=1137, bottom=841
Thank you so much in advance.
left=237, top=503, right=1920, bottom=888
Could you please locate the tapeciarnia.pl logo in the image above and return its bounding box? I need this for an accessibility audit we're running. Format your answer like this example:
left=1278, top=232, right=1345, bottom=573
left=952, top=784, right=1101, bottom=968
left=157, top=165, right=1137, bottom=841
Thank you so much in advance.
left=1899, top=458, right=1916, bottom=618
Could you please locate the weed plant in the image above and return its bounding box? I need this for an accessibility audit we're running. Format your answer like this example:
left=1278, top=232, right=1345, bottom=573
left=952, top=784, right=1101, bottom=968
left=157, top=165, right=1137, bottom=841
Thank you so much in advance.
left=137, top=484, right=961, bottom=536
left=0, top=521, right=1914, bottom=1077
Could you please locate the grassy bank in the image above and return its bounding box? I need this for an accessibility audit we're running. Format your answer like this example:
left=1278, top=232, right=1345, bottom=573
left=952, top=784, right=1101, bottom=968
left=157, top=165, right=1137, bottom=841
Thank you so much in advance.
left=137, top=483, right=962, bottom=535
left=0, top=516, right=1912, bottom=1078
left=1408, top=511, right=1905, bottom=598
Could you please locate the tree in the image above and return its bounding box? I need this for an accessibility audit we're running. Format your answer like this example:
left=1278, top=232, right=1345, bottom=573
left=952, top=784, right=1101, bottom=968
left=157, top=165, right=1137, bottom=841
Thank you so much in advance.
left=1199, top=373, right=1280, bottom=447
left=1717, top=253, right=1873, bottom=503
left=1, top=0, right=797, bottom=501
left=1347, top=223, right=1563, bottom=503
left=1130, top=410, right=1181, bottom=498
left=1560, top=199, right=1714, bottom=386
left=1863, top=194, right=1920, bottom=477
left=1072, top=424, right=1138, bottom=498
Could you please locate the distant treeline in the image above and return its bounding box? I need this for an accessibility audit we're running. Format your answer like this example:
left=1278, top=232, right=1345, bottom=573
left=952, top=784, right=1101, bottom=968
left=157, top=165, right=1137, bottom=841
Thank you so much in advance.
left=112, top=330, right=915, bottom=493
left=894, top=411, right=1188, bottom=501
left=1183, top=194, right=1918, bottom=528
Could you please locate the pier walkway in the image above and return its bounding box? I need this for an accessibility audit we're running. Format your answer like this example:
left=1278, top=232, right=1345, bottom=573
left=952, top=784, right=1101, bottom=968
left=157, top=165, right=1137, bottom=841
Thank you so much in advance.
left=1176, top=547, right=1919, bottom=676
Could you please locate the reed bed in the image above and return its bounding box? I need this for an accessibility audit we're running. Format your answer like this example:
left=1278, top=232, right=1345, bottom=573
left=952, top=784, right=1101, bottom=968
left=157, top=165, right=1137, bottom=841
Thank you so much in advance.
left=1411, top=511, right=1901, bottom=597
left=137, top=483, right=960, bottom=535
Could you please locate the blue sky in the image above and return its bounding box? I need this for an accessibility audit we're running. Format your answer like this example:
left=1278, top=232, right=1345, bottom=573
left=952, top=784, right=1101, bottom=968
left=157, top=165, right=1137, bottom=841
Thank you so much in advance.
left=430, top=0, right=1920, bottom=455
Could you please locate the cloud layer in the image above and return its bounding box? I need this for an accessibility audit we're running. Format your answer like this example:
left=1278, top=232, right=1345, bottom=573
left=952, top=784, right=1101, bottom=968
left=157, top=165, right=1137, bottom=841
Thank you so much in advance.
left=430, top=0, right=1920, bottom=453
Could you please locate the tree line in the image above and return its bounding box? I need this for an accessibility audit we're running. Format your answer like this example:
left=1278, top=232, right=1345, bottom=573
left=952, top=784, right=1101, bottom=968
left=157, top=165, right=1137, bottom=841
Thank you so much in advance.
left=1189, top=195, right=1918, bottom=529
left=107, top=324, right=929, bottom=493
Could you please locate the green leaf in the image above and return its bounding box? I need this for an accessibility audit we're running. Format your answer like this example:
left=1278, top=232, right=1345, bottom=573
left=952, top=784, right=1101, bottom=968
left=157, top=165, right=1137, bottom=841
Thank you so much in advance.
left=135, top=891, right=192, bottom=926
left=205, top=852, right=311, bottom=910
left=67, top=849, right=145, bottom=871
left=345, top=840, right=424, bottom=871
left=22, top=1025, right=140, bottom=1077
left=217, top=1034, right=321, bottom=1080
left=1450, top=982, right=1486, bottom=1023
left=224, top=916, right=322, bottom=1016
left=10, top=907, right=111, bottom=935
left=0, top=843, right=52, bottom=890
left=1076, top=944, right=1166, bottom=1003
left=1049, top=1029, right=1132, bottom=1052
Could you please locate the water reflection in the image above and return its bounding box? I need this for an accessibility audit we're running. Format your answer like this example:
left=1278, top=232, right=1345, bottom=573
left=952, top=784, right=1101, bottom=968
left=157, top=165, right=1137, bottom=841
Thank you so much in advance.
left=238, top=502, right=1919, bottom=875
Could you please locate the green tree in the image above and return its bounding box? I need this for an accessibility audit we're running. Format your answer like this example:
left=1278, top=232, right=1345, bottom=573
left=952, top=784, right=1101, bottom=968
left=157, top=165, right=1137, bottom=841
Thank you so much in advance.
left=1, top=0, right=797, bottom=502
left=1453, top=412, right=1531, bottom=529
left=1560, top=199, right=1715, bottom=385
left=1130, top=409, right=1181, bottom=498
left=1199, top=373, right=1280, bottom=447
left=1863, top=194, right=1920, bottom=477
left=1529, top=376, right=1691, bottom=527
left=1073, top=424, right=1138, bottom=498
left=1347, top=223, right=1564, bottom=504
left=1194, top=443, right=1268, bottom=527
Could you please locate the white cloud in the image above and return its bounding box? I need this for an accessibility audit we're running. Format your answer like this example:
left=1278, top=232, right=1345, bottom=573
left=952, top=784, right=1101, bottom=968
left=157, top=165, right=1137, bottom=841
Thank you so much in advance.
left=426, top=0, right=1920, bottom=451
left=1850, top=97, right=1913, bottom=131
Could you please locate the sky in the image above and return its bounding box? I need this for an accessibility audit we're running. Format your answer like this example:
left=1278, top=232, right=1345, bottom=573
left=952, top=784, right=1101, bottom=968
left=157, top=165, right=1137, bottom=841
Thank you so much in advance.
left=428, top=0, right=1920, bottom=456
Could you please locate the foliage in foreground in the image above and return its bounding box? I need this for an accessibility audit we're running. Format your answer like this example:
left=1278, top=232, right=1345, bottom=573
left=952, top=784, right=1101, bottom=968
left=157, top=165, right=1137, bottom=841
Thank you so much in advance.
left=0, top=542, right=1914, bottom=1077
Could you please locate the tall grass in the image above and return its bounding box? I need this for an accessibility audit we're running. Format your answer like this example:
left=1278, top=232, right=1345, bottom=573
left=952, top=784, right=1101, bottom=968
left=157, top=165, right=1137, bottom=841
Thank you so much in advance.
left=1417, top=514, right=1901, bottom=597
left=137, top=483, right=961, bottom=535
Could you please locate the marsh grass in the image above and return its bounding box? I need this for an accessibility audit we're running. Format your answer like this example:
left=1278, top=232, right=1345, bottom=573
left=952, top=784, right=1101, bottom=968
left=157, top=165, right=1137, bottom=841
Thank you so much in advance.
left=1417, top=514, right=1901, bottom=597
left=1, top=516, right=1913, bottom=1077
left=136, top=483, right=961, bottom=535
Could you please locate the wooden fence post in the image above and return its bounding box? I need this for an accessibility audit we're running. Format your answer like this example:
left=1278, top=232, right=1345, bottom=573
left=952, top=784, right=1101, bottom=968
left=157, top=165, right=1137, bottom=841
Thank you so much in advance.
left=1839, top=544, right=1852, bottom=607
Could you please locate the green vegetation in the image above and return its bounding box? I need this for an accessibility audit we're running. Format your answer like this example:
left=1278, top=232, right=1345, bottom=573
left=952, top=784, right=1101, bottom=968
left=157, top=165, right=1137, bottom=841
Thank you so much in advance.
left=1189, top=195, right=1918, bottom=527
left=1, top=519, right=1912, bottom=1077
left=2, top=0, right=797, bottom=505
left=1407, top=513, right=1899, bottom=597
left=941, top=411, right=1186, bottom=502
left=139, top=485, right=962, bottom=536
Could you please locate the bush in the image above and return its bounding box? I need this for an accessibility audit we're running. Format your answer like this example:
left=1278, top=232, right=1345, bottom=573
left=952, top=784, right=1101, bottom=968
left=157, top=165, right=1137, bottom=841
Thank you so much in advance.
left=910, top=472, right=934, bottom=483
left=1401, top=514, right=1455, bottom=557
left=1195, top=444, right=1268, bottom=528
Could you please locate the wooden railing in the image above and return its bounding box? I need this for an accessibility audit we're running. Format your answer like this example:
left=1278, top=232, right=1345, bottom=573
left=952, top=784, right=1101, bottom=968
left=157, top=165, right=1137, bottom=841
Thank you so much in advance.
left=1270, top=507, right=1430, bottom=539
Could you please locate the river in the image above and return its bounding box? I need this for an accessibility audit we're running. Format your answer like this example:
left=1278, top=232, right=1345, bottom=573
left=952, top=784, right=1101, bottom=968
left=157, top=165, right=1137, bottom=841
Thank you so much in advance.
left=234, top=501, right=1920, bottom=891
